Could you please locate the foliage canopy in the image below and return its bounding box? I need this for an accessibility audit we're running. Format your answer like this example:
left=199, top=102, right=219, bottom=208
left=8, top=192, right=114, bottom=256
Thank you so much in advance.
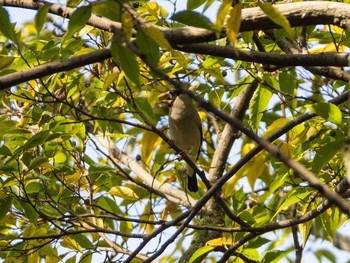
left=0, top=0, right=350, bottom=262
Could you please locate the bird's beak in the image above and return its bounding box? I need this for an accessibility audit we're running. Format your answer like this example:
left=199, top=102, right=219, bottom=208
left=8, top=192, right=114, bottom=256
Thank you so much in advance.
left=158, top=91, right=173, bottom=106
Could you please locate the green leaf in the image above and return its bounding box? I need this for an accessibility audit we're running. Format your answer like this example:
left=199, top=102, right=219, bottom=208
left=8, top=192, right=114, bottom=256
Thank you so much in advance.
left=312, top=140, right=343, bottom=174
left=95, top=196, right=122, bottom=214
left=79, top=252, right=92, bottom=263
left=111, top=39, right=140, bottom=85
left=15, top=130, right=50, bottom=154
left=67, top=0, right=83, bottom=8
left=257, top=2, right=293, bottom=37
left=246, top=237, right=270, bottom=249
left=28, top=156, right=48, bottom=170
left=92, top=1, right=121, bottom=22
left=171, top=11, right=216, bottom=31
left=307, top=102, right=342, bottom=125
left=34, top=4, right=52, bottom=35
left=0, top=145, right=12, bottom=156
left=134, top=97, right=156, bottom=125
left=249, top=86, right=272, bottom=131
left=0, top=55, right=15, bottom=70
left=0, top=6, right=16, bottom=41
left=314, top=249, right=336, bottom=262
left=189, top=246, right=215, bottom=263
left=139, top=26, right=172, bottom=50
left=88, top=163, right=115, bottom=174
left=279, top=70, right=296, bottom=95
left=21, top=201, right=39, bottom=225
left=25, top=182, right=43, bottom=194
left=0, top=164, right=16, bottom=172
left=0, top=197, right=13, bottom=220
left=136, top=29, right=161, bottom=67
left=63, top=6, right=92, bottom=45
left=72, top=234, right=95, bottom=249
left=260, top=250, right=290, bottom=263
left=273, top=188, right=314, bottom=219
left=187, top=0, right=207, bottom=10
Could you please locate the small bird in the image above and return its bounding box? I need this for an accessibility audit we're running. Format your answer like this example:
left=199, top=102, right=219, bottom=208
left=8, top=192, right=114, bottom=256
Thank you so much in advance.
left=166, top=90, right=202, bottom=192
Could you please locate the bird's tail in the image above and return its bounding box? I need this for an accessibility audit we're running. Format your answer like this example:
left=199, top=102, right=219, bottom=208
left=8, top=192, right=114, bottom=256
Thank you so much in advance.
left=188, top=171, right=198, bottom=192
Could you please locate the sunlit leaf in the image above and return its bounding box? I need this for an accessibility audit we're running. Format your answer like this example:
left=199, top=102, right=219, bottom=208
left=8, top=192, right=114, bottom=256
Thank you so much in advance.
left=0, top=55, right=15, bottom=70
left=95, top=196, right=123, bottom=214
left=226, top=3, right=242, bottom=45
left=72, top=234, right=94, bottom=249
left=109, top=186, right=140, bottom=201
left=273, top=188, right=314, bottom=219
left=52, top=151, right=67, bottom=163
left=307, top=102, right=342, bottom=125
left=260, top=250, right=290, bottom=263
left=216, top=0, right=232, bottom=35
left=312, top=140, right=343, bottom=174
left=207, top=237, right=233, bottom=246
left=249, top=86, right=272, bottom=131
left=262, top=118, right=288, bottom=138
left=257, top=2, right=293, bottom=37
left=120, top=216, right=132, bottom=242
left=61, top=237, right=82, bottom=252
left=141, top=131, right=163, bottom=166
left=189, top=246, right=215, bottom=263
left=67, top=0, right=82, bottom=8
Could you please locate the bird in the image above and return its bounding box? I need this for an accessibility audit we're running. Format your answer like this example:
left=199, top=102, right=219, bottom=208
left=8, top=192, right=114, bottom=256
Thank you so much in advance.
left=165, top=90, right=202, bottom=192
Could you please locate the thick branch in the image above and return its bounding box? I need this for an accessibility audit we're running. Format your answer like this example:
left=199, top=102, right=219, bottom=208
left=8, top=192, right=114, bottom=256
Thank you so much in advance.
left=175, top=43, right=350, bottom=67
left=3, top=1, right=350, bottom=44
left=0, top=48, right=111, bottom=90
left=95, top=135, right=196, bottom=208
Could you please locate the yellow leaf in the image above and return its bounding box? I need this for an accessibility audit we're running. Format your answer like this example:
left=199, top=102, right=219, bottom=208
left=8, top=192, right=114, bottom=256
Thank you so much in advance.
left=140, top=203, right=154, bottom=234
left=103, top=71, right=119, bottom=90
left=206, top=237, right=233, bottom=247
left=241, top=142, right=255, bottom=155
left=141, top=131, right=163, bottom=166
left=109, top=186, right=140, bottom=201
left=61, top=237, right=82, bottom=252
left=309, top=43, right=348, bottom=53
left=216, top=0, right=232, bottom=37
left=226, top=3, right=242, bottom=45
left=279, top=142, right=294, bottom=157
left=246, top=152, right=266, bottom=189
left=53, top=151, right=66, bottom=163
left=262, top=118, right=288, bottom=138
